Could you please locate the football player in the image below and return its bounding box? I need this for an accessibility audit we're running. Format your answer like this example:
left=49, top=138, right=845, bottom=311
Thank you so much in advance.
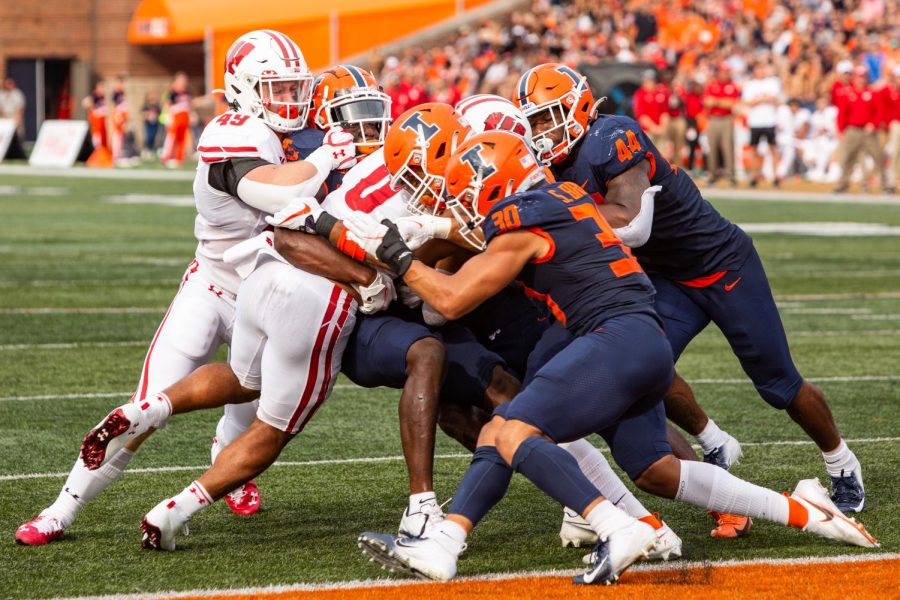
left=351, top=131, right=878, bottom=584
left=512, top=63, right=867, bottom=519
left=14, top=30, right=361, bottom=546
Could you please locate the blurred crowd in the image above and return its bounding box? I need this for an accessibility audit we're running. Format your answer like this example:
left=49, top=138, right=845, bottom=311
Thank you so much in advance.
left=371, top=0, right=900, bottom=192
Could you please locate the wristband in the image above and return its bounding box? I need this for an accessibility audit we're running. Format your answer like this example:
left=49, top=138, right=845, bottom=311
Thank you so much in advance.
left=315, top=211, right=339, bottom=238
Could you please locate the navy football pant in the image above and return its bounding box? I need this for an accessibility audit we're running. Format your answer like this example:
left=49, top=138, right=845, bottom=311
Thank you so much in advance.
left=496, top=312, right=675, bottom=479
left=651, top=246, right=803, bottom=409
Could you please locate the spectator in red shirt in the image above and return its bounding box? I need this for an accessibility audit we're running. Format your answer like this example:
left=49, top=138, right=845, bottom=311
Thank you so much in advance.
left=883, top=66, right=900, bottom=191
left=835, top=67, right=894, bottom=193
left=703, top=62, right=740, bottom=185
left=633, top=69, right=669, bottom=148
left=682, top=78, right=704, bottom=173
left=831, top=60, right=854, bottom=133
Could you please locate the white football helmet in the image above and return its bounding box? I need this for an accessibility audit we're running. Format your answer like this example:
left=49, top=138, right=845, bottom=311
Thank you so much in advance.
left=455, top=94, right=533, bottom=146
left=223, top=30, right=314, bottom=132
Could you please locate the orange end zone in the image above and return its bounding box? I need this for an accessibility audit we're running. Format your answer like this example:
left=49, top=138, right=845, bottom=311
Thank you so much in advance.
left=178, top=557, right=899, bottom=600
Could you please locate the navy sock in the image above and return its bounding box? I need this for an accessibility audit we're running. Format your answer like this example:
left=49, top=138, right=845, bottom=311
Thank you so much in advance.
left=448, top=446, right=513, bottom=526
left=511, top=436, right=601, bottom=514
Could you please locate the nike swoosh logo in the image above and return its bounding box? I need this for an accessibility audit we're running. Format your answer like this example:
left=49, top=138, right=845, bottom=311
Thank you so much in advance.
left=724, top=276, right=742, bottom=292
left=282, top=206, right=311, bottom=222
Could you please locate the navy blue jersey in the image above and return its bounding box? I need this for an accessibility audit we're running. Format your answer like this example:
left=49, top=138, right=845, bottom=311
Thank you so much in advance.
left=553, top=115, right=752, bottom=281
left=285, top=127, right=344, bottom=192
left=481, top=181, right=657, bottom=337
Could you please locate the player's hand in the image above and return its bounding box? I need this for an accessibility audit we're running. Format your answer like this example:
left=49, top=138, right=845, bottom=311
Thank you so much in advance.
left=343, top=211, right=390, bottom=257
left=393, top=215, right=452, bottom=250
left=354, top=270, right=396, bottom=314
left=396, top=282, right=422, bottom=309
left=265, top=197, right=322, bottom=232
left=322, top=126, right=357, bottom=171
left=421, top=301, right=447, bottom=326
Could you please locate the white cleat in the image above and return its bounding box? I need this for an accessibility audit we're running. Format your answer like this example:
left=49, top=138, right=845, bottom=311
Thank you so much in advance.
left=703, top=434, right=743, bottom=470
left=583, top=519, right=681, bottom=564
left=560, top=507, right=598, bottom=548
left=358, top=530, right=465, bottom=582
left=790, top=478, right=878, bottom=548
left=574, top=519, right=656, bottom=585
left=140, top=498, right=189, bottom=551
left=398, top=499, right=445, bottom=538
left=81, top=395, right=169, bottom=470
left=647, top=521, right=683, bottom=561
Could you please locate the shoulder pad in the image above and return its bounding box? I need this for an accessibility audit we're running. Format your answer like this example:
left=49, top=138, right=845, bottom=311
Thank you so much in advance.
left=198, top=113, right=283, bottom=165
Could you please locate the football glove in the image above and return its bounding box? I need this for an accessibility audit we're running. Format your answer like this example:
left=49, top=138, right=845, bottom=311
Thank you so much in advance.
left=264, top=197, right=323, bottom=233
left=393, top=215, right=452, bottom=250
left=354, top=270, right=396, bottom=314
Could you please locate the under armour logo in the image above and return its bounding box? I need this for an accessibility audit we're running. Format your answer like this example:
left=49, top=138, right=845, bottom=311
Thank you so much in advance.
left=64, top=487, right=80, bottom=501
left=189, top=487, right=207, bottom=504
left=208, top=285, right=223, bottom=298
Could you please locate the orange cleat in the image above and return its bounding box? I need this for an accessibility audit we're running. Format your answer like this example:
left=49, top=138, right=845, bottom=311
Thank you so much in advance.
left=708, top=511, right=753, bottom=538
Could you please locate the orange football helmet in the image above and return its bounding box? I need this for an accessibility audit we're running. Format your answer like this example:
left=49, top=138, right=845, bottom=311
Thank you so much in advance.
left=311, top=65, right=391, bottom=155
left=512, top=63, right=599, bottom=164
left=444, top=131, right=546, bottom=250
left=383, top=103, right=472, bottom=215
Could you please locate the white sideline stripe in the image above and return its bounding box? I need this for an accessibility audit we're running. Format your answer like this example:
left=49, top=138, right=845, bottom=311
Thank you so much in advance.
left=0, top=341, right=145, bottom=351
left=3, top=374, right=899, bottom=403
left=54, top=552, right=900, bottom=600
left=775, top=291, right=900, bottom=301
left=3, top=436, right=900, bottom=483
left=0, top=279, right=174, bottom=288
left=0, top=307, right=164, bottom=315
left=5, top=329, right=900, bottom=351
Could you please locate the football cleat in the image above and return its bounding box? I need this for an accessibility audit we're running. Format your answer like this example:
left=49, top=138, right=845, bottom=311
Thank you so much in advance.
left=708, top=511, right=753, bottom=538
left=702, top=434, right=743, bottom=470
left=358, top=530, right=465, bottom=582
left=15, top=515, right=66, bottom=546
left=140, top=498, right=189, bottom=551
left=80, top=397, right=167, bottom=470
left=790, top=478, right=878, bottom=548
left=830, top=469, right=865, bottom=514
left=398, top=499, right=444, bottom=538
left=560, top=507, right=598, bottom=548
left=573, top=520, right=656, bottom=585
left=647, top=521, right=683, bottom=561
left=224, top=480, right=261, bottom=516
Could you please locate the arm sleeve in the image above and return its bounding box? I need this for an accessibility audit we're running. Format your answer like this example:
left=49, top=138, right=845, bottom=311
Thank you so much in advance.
left=208, top=157, right=270, bottom=197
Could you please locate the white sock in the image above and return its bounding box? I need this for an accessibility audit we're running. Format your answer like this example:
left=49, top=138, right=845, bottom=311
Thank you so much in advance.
left=561, top=439, right=651, bottom=519
left=433, top=519, right=467, bottom=552
left=42, top=449, right=136, bottom=528
left=696, top=418, right=729, bottom=454
left=823, top=440, right=862, bottom=483
left=170, top=480, right=214, bottom=519
left=409, top=491, right=437, bottom=512
left=676, top=459, right=790, bottom=525
left=212, top=402, right=258, bottom=463
left=138, top=393, right=173, bottom=429
left=585, top=499, right=636, bottom=541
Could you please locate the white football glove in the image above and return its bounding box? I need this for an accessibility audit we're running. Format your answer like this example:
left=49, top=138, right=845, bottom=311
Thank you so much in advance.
left=321, top=126, right=357, bottom=171
left=264, top=197, right=322, bottom=233
left=393, top=215, right=452, bottom=250
left=396, top=282, right=422, bottom=309
left=343, top=211, right=390, bottom=258
left=353, top=270, right=396, bottom=314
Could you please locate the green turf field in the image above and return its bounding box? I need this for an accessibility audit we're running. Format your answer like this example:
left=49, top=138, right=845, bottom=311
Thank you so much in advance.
left=0, top=174, right=898, bottom=598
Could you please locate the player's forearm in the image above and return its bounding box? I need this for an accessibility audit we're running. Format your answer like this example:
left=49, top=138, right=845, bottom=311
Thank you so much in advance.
left=274, top=228, right=374, bottom=286
left=403, top=262, right=474, bottom=321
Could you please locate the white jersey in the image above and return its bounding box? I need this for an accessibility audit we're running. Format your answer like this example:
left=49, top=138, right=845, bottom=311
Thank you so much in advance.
left=193, top=112, right=286, bottom=294
left=810, top=105, right=839, bottom=139
left=321, top=148, right=411, bottom=221
left=775, top=105, right=810, bottom=145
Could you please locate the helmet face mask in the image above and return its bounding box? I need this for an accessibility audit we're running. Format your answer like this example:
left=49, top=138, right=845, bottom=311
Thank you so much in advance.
left=223, top=30, right=314, bottom=133
left=384, top=104, right=472, bottom=216
left=445, top=131, right=546, bottom=251
left=312, top=66, right=392, bottom=154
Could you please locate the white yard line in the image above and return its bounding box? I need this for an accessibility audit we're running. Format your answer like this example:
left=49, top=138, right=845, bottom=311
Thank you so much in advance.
left=53, top=552, right=900, bottom=600
left=0, top=307, right=164, bottom=315
left=0, top=341, right=145, bottom=351
left=3, top=374, right=898, bottom=403
left=2, top=436, right=899, bottom=483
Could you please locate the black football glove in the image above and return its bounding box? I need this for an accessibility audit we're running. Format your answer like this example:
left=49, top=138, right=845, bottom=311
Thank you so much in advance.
left=376, top=219, right=416, bottom=276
